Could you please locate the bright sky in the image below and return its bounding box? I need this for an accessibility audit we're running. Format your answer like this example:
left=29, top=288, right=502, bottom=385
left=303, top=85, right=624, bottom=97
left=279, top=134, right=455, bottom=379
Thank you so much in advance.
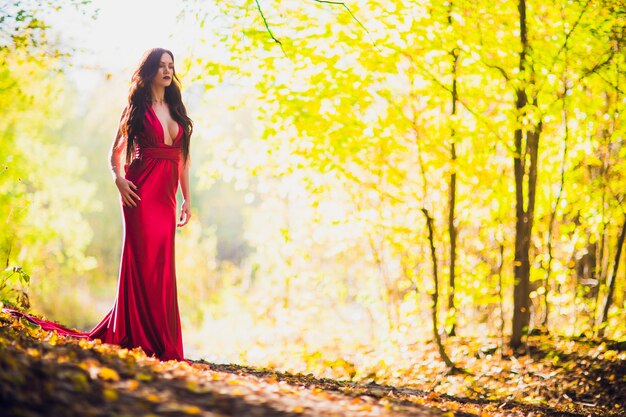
left=46, top=0, right=214, bottom=92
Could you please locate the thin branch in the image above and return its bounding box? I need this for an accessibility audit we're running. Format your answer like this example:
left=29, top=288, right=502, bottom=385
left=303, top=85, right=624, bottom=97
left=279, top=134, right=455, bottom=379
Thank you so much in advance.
left=253, top=0, right=380, bottom=55
left=400, top=51, right=509, bottom=147
left=536, top=0, right=590, bottom=94
left=254, top=0, right=287, bottom=57
left=311, top=0, right=381, bottom=52
left=484, top=63, right=511, bottom=81
left=476, top=11, right=511, bottom=81
left=584, top=59, right=625, bottom=95
left=542, top=46, right=623, bottom=113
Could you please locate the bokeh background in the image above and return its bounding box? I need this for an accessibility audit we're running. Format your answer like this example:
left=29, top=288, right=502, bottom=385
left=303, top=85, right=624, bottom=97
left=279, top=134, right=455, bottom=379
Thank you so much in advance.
left=2, top=0, right=625, bottom=378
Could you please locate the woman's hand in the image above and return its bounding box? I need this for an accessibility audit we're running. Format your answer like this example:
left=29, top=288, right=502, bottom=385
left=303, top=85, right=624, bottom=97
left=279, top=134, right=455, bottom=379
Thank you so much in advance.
left=177, top=200, right=191, bottom=227
left=115, top=176, right=141, bottom=207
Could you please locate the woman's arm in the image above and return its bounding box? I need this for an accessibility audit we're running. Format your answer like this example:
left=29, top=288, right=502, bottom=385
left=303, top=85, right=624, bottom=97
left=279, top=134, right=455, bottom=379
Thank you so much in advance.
left=177, top=154, right=191, bottom=227
left=110, top=123, right=126, bottom=180
left=110, top=108, right=141, bottom=207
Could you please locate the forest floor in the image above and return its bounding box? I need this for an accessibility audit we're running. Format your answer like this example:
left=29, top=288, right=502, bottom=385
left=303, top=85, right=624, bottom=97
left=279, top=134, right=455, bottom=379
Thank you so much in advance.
left=0, top=310, right=625, bottom=417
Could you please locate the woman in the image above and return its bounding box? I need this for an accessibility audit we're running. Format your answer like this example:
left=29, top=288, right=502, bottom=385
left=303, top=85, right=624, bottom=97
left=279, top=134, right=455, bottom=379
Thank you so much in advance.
left=3, top=48, right=193, bottom=363
left=89, top=47, right=193, bottom=361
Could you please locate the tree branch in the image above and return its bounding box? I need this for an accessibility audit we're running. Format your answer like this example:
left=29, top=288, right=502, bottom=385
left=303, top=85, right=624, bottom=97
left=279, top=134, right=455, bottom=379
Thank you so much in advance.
left=312, top=0, right=380, bottom=52
left=536, top=0, right=590, bottom=95
left=254, top=0, right=287, bottom=57
left=253, top=0, right=379, bottom=55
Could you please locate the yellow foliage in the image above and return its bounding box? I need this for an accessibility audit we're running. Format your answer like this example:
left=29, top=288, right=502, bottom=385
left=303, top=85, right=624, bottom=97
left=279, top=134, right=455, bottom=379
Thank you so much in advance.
left=102, top=387, right=118, bottom=401
left=97, top=367, right=120, bottom=382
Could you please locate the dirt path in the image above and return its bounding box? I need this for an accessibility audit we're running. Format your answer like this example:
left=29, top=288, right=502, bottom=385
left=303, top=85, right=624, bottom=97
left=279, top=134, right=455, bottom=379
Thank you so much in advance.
left=1, top=311, right=623, bottom=417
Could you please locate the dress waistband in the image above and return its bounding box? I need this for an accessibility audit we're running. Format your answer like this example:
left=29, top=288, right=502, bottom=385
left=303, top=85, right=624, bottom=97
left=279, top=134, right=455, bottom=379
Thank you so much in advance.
left=139, top=147, right=180, bottom=161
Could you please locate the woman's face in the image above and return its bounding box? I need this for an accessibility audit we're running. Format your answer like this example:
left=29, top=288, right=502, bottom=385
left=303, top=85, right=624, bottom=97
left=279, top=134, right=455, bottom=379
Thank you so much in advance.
left=153, top=52, right=174, bottom=88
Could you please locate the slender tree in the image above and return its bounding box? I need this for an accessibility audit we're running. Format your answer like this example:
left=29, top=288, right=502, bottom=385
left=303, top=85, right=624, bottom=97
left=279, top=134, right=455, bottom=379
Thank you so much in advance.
left=510, top=0, right=542, bottom=348
left=446, top=1, right=460, bottom=337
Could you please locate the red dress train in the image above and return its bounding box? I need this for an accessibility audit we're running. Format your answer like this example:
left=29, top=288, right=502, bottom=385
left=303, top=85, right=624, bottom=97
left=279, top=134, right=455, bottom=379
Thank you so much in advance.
left=2, top=105, right=186, bottom=362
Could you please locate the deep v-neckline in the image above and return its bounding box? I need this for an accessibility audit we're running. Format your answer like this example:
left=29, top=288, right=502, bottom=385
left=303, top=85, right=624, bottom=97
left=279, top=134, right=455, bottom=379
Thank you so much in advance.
left=148, top=104, right=181, bottom=146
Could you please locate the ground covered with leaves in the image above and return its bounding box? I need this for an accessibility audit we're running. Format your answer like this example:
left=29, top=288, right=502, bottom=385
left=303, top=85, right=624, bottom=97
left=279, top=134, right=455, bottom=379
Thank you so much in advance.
left=0, top=311, right=624, bottom=417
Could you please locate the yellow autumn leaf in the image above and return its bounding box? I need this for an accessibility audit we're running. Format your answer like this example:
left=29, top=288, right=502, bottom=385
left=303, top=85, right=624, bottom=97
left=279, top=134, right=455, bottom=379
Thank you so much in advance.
left=181, top=405, right=203, bottom=415
left=26, top=347, right=40, bottom=357
left=126, top=379, right=140, bottom=391
left=136, top=372, right=152, bottom=381
left=71, top=372, right=89, bottom=392
left=98, top=367, right=120, bottom=381
left=146, top=393, right=161, bottom=402
left=103, top=388, right=118, bottom=401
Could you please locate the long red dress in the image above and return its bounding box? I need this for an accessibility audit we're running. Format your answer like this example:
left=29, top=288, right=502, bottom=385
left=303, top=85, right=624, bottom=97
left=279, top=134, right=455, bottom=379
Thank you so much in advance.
left=2, top=104, right=186, bottom=362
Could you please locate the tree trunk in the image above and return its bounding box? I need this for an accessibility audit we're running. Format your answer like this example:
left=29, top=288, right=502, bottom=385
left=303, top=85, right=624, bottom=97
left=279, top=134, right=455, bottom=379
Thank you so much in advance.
left=421, top=208, right=459, bottom=372
left=511, top=0, right=541, bottom=349
left=598, top=216, right=626, bottom=337
left=498, top=242, right=505, bottom=352
left=447, top=44, right=459, bottom=336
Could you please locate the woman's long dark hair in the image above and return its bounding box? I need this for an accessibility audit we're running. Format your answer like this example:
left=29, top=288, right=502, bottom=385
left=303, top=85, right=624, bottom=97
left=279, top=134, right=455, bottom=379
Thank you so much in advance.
left=119, top=48, right=193, bottom=165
